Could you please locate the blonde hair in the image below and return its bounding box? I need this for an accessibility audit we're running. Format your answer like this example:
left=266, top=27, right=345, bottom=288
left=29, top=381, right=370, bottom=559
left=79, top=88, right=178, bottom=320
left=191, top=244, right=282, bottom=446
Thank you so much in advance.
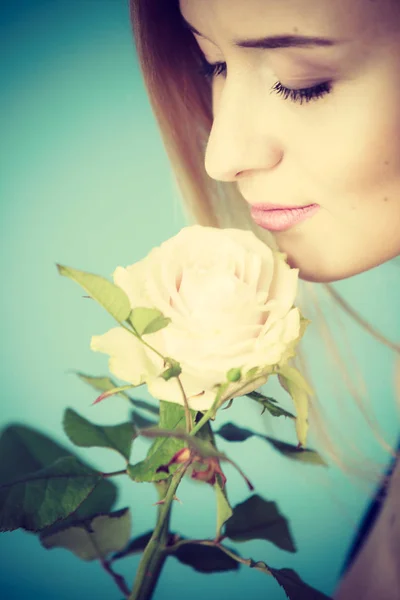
left=129, top=0, right=400, bottom=485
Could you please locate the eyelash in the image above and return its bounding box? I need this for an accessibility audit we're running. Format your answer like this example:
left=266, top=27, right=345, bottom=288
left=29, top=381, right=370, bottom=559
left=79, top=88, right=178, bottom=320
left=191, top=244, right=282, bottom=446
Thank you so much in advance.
left=198, top=60, right=332, bottom=105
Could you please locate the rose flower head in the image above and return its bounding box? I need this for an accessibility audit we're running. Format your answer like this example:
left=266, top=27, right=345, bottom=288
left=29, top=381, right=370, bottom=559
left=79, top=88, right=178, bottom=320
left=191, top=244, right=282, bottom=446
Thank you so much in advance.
left=91, top=226, right=303, bottom=411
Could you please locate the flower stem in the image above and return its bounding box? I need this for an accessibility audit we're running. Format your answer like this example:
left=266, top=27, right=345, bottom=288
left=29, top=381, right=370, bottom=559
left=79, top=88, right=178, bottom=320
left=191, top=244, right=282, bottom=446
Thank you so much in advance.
left=189, top=383, right=229, bottom=437
left=191, top=374, right=272, bottom=437
left=101, top=559, right=130, bottom=597
left=128, top=467, right=187, bottom=600
left=101, top=469, right=127, bottom=478
left=175, top=376, right=193, bottom=432
left=166, top=538, right=272, bottom=575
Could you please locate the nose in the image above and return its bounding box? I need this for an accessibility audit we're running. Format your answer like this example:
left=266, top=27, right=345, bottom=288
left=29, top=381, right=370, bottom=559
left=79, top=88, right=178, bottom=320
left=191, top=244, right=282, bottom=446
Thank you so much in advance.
left=204, top=75, right=283, bottom=182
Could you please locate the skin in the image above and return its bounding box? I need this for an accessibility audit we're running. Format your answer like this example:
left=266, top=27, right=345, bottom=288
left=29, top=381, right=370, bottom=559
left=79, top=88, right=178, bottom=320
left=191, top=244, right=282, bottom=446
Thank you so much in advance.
left=179, top=0, right=400, bottom=282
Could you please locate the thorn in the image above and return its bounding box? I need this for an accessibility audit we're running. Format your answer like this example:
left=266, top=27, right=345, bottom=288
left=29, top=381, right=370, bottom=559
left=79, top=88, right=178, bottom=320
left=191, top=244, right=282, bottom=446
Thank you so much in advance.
left=153, top=495, right=182, bottom=506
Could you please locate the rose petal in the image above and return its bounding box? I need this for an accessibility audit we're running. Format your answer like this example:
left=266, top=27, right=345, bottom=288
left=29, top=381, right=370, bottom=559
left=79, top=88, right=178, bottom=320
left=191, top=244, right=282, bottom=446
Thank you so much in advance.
left=282, top=307, right=301, bottom=344
left=91, top=327, right=163, bottom=385
left=260, top=256, right=299, bottom=335
left=113, top=264, right=149, bottom=308
left=98, top=226, right=301, bottom=413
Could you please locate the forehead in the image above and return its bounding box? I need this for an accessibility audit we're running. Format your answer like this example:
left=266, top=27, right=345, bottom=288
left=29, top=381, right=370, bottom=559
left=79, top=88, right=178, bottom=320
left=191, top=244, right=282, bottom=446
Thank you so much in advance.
left=179, top=0, right=400, bottom=42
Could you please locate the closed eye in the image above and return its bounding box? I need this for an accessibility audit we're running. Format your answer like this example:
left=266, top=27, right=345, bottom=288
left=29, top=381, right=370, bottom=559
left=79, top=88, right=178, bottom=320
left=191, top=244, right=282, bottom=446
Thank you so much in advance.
left=198, top=59, right=332, bottom=105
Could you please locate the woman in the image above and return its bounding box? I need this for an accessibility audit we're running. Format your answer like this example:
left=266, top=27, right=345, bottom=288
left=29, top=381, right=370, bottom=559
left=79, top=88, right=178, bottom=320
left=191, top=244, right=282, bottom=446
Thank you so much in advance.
left=130, top=0, right=400, bottom=597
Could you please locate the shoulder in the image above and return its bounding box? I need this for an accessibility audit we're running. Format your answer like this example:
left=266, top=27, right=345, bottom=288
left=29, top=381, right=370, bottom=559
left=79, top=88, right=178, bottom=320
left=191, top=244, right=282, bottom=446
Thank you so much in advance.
left=334, top=452, right=400, bottom=600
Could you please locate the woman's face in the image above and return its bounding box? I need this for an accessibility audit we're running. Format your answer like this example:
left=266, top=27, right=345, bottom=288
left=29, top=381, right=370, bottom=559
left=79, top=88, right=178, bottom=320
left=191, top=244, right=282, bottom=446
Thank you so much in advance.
left=179, top=0, right=400, bottom=282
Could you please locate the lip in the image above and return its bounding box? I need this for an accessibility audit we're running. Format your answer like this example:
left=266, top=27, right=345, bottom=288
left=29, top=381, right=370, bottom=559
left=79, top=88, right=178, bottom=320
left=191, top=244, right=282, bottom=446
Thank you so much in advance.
left=250, top=203, right=320, bottom=232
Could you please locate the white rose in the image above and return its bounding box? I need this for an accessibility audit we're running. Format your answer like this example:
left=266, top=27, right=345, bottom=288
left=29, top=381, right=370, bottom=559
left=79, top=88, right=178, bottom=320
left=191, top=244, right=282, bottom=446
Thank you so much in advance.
left=91, top=226, right=301, bottom=411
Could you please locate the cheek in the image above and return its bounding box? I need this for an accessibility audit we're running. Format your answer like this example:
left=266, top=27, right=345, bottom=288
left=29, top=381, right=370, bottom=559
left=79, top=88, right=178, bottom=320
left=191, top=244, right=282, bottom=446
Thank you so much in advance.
left=331, top=113, right=400, bottom=195
left=296, top=71, right=400, bottom=197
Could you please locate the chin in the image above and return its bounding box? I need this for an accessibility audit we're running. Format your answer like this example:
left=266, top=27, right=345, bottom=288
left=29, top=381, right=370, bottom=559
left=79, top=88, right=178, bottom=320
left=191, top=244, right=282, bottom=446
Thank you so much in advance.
left=286, top=253, right=370, bottom=283
left=297, top=269, right=347, bottom=283
left=273, top=225, right=400, bottom=283
left=288, top=252, right=398, bottom=283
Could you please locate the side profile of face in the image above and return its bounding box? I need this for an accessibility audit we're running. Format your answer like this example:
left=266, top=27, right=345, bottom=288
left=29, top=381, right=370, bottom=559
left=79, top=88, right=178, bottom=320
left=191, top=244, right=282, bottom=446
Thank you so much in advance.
left=179, top=0, right=400, bottom=282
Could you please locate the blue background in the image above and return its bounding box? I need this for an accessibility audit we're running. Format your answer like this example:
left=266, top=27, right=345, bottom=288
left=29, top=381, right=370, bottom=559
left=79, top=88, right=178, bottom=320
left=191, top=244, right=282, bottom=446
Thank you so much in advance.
left=1, top=1, right=399, bottom=598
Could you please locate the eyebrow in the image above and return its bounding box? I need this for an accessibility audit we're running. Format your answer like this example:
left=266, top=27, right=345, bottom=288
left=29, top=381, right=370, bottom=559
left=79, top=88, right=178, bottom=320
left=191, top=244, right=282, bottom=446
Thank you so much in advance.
left=182, top=17, right=343, bottom=49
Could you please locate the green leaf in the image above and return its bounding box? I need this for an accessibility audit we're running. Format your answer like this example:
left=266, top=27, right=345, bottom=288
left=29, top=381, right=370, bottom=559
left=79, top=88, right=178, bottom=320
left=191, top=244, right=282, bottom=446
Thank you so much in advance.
left=127, top=402, right=197, bottom=482
left=0, top=456, right=103, bottom=532
left=216, top=422, right=327, bottom=466
left=246, top=391, right=295, bottom=419
left=215, top=478, right=233, bottom=539
left=92, top=385, right=136, bottom=406
left=173, top=542, right=239, bottom=573
left=55, top=478, right=117, bottom=534
left=0, top=425, right=69, bottom=485
left=278, top=365, right=313, bottom=397
left=40, top=508, right=131, bottom=561
left=56, top=265, right=131, bottom=324
left=216, top=423, right=253, bottom=443
left=63, top=409, right=136, bottom=461
left=237, top=561, right=331, bottom=599
left=264, top=437, right=327, bottom=466
left=128, top=307, right=171, bottom=336
left=143, top=317, right=171, bottom=335
left=131, top=411, right=158, bottom=430
left=76, top=372, right=159, bottom=415
left=278, top=314, right=311, bottom=368
left=127, top=436, right=183, bottom=483
left=269, top=567, right=332, bottom=600
left=77, top=372, right=120, bottom=394
left=142, top=316, right=171, bottom=335
left=129, top=400, right=159, bottom=417
left=277, top=365, right=312, bottom=447
left=0, top=424, right=117, bottom=531
left=112, top=531, right=153, bottom=560
left=224, top=494, right=296, bottom=553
